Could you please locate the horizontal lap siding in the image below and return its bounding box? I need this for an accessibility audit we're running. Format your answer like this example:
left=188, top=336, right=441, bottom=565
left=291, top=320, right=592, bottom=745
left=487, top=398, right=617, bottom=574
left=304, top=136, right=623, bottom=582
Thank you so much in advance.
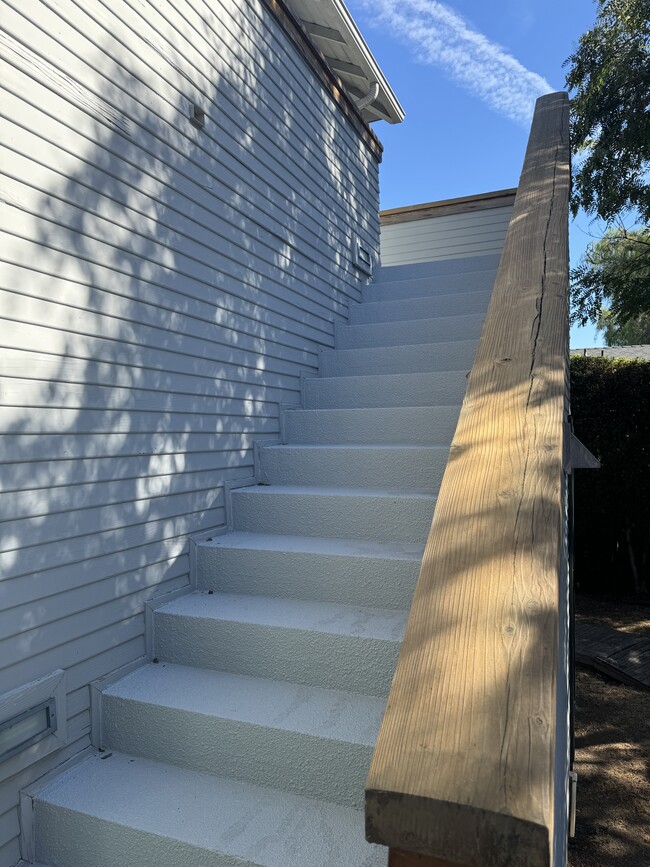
left=0, top=0, right=380, bottom=860
left=380, top=205, right=513, bottom=266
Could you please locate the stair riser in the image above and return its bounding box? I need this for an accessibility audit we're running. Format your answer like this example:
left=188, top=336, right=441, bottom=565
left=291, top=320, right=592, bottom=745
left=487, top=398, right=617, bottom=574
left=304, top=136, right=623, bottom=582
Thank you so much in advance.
left=155, top=612, right=400, bottom=696
left=373, top=253, right=501, bottom=284
left=362, top=269, right=497, bottom=303
left=302, top=374, right=467, bottom=410
left=350, top=289, right=490, bottom=324
left=335, top=313, right=483, bottom=350
left=101, top=696, right=373, bottom=808
left=319, top=340, right=477, bottom=376
left=286, top=406, right=461, bottom=442
left=230, top=489, right=435, bottom=542
left=195, top=545, right=420, bottom=609
left=36, top=803, right=228, bottom=867
left=258, top=446, right=447, bottom=491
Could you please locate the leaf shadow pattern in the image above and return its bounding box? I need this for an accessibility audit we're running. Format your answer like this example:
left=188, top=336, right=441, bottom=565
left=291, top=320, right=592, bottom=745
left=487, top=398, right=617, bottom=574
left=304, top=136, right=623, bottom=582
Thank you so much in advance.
left=0, top=0, right=379, bottom=848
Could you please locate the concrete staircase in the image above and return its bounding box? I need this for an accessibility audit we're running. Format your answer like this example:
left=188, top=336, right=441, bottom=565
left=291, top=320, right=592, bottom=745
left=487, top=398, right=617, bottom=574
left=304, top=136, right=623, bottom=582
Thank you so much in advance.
left=26, top=255, right=499, bottom=866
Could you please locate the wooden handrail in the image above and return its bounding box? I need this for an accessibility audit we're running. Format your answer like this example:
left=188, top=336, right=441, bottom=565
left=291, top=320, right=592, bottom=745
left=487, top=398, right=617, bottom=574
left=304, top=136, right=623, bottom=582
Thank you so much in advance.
left=366, top=92, right=571, bottom=867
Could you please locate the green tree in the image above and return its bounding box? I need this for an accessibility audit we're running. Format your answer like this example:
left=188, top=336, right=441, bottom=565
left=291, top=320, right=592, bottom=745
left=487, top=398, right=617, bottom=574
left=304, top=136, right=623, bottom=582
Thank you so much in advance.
left=570, top=227, right=650, bottom=325
left=565, top=0, right=650, bottom=223
left=597, top=308, right=650, bottom=344
left=564, top=0, right=650, bottom=325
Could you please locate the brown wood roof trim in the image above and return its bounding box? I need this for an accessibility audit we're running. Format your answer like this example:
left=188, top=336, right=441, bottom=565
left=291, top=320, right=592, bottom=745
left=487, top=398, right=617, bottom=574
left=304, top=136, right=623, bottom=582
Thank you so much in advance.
left=260, top=0, right=383, bottom=162
left=380, top=188, right=517, bottom=225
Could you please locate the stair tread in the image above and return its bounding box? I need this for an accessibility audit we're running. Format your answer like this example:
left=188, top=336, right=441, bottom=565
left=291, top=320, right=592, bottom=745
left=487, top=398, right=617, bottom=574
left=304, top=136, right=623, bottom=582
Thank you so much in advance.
left=356, top=287, right=489, bottom=310
left=200, top=530, right=423, bottom=559
left=159, top=591, right=407, bottom=641
left=264, top=443, right=450, bottom=452
left=325, top=337, right=475, bottom=351
left=305, top=370, right=467, bottom=383
left=374, top=252, right=501, bottom=282
left=104, top=663, right=385, bottom=745
left=289, top=399, right=465, bottom=411
left=35, top=752, right=385, bottom=867
left=339, top=311, right=484, bottom=330
left=232, top=484, right=436, bottom=499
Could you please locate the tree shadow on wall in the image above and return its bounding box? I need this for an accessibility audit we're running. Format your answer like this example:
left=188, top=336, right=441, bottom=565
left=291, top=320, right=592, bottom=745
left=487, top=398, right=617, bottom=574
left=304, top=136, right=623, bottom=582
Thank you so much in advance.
left=1, top=0, right=371, bottom=719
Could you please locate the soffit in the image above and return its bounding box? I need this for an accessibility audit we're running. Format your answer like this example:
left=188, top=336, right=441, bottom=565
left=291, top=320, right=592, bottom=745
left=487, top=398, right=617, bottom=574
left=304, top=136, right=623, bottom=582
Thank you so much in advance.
left=283, top=0, right=404, bottom=124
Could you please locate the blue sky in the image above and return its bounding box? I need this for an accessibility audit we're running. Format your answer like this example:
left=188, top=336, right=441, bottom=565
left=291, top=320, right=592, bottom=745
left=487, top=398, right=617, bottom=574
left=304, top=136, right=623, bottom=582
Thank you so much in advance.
left=347, top=0, right=605, bottom=347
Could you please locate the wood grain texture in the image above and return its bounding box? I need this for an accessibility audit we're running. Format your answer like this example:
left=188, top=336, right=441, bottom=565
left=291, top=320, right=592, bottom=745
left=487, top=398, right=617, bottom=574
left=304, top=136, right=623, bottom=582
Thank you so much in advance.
left=389, top=849, right=468, bottom=867
left=366, top=93, right=571, bottom=867
left=380, top=189, right=517, bottom=225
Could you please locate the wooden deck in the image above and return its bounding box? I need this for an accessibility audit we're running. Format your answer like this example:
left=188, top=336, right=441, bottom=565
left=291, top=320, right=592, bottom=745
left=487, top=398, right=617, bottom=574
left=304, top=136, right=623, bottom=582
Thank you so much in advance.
left=576, top=621, right=650, bottom=690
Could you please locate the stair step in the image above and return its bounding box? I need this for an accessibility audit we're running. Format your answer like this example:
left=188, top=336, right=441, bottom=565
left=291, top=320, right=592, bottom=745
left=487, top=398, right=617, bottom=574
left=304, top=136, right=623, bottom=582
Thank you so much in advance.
left=154, top=592, right=406, bottom=695
left=335, top=312, right=484, bottom=350
left=349, top=288, right=490, bottom=324
left=362, top=266, right=497, bottom=303
left=230, top=485, right=435, bottom=542
left=285, top=404, right=462, bottom=442
left=302, top=371, right=467, bottom=409
left=196, top=532, right=422, bottom=609
left=258, top=444, right=448, bottom=491
left=34, top=752, right=386, bottom=866
left=100, top=664, right=384, bottom=807
left=319, top=339, right=477, bottom=376
left=373, top=251, right=501, bottom=283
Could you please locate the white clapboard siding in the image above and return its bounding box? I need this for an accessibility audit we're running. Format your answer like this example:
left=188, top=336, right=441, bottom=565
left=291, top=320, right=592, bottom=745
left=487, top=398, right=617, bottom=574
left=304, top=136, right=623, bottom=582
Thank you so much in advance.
left=380, top=205, right=514, bottom=265
left=0, top=0, right=380, bottom=860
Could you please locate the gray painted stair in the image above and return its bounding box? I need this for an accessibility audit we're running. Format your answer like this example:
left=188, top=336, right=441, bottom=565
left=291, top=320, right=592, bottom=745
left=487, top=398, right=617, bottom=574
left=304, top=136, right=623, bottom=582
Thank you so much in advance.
left=230, top=485, right=436, bottom=542
left=196, top=532, right=423, bottom=609
left=319, top=339, right=478, bottom=376
left=349, top=287, right=490, bottom=323
left=31, top=254, right=495, bottom=866
left=258, top=444, right=448, bottom=490
left=154, top=592, right=406, bottom=695
left=371, top=251, right=501, bottom=283
left=335, top=311, right=484, bottom=349
left=284, top=404, right=462, bottom=442
left=34, top=753, right=387, bottom=867
left=101, top=663, right=383, bottom=808
left=301, top=372, right=467, bottom=409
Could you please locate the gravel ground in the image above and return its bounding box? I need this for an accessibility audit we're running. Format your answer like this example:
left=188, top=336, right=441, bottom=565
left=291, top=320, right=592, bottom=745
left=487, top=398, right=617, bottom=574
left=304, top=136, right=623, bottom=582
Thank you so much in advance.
left=569, top=596, right=650, bottom=866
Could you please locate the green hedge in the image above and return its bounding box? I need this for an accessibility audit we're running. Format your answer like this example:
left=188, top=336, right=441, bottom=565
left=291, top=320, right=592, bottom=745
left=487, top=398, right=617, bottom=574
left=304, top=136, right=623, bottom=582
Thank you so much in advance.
left=570, top=355, right=650, bottom=596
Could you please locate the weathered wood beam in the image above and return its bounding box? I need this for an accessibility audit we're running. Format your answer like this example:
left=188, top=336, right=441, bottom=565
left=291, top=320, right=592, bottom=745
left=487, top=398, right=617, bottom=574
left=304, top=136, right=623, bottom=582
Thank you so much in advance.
left=366, top=92, right=571, bottom=867
left=389, top=849, right=470, bottom=867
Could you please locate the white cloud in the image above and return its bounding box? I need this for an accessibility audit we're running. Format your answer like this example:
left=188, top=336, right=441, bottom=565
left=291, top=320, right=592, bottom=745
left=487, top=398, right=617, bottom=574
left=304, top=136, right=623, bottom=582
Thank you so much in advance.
left=361, top=0, right=553, bottom=126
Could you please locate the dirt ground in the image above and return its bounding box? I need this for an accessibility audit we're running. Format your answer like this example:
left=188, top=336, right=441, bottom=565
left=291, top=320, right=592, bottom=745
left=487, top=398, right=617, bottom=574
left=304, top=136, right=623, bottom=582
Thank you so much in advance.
left=569, top=595, right=650, bottom=866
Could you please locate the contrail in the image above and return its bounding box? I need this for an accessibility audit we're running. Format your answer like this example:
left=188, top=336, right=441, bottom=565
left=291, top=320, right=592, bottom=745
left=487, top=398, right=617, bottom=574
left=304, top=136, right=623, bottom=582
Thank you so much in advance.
left=361, top=0, right=553, bottom=126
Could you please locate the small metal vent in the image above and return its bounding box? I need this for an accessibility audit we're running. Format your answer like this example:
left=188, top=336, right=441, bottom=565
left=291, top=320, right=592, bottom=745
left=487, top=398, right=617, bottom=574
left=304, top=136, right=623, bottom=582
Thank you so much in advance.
left=353, top=239, right=373, bottom=276
left=0, top=699, right=57, bottom=761
left=190, top=103, right=206, bottom=129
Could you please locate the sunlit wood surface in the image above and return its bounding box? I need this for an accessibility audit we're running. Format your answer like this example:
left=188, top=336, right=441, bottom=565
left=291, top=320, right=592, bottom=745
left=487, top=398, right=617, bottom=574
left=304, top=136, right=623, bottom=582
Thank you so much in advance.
left=366, top=92, right=571, bottom=867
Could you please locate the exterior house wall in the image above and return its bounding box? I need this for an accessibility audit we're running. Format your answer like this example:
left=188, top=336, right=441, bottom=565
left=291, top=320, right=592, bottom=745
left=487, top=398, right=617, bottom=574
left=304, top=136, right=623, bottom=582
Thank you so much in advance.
left=0, top=0, right=380, bottom=862
left=380, top=202, right=514, bottom=266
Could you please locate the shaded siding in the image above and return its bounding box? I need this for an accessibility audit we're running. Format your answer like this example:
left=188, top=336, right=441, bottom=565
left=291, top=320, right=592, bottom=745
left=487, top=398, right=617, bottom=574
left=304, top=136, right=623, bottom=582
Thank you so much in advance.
left=0, top=0, right=380, bottom=860
left=380, top=205, right=513, bottom=266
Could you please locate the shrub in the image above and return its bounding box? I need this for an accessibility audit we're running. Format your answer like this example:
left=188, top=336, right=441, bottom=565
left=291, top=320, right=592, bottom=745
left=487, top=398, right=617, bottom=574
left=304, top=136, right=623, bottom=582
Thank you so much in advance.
left=570, top=355, right=650, bottom=596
